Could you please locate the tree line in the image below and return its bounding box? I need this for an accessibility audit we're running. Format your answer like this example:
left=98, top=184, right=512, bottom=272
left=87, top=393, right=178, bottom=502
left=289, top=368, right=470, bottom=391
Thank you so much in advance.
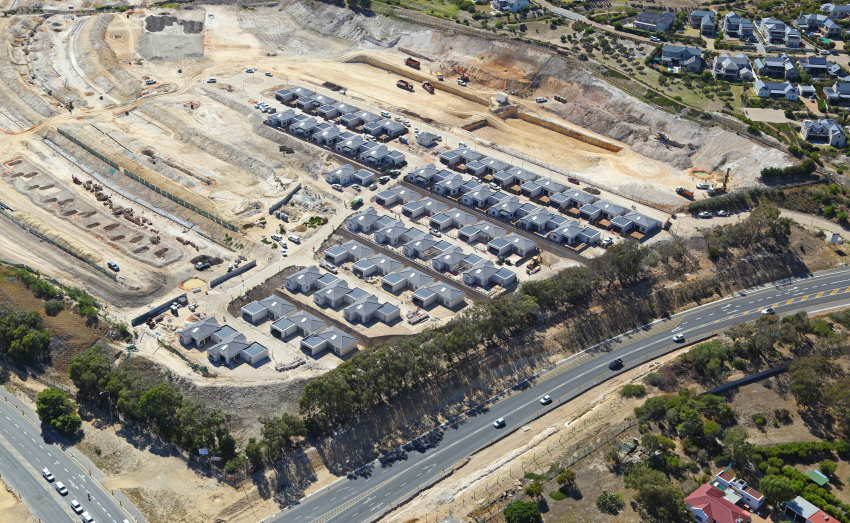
left=0, top=303, right=51, bottom=365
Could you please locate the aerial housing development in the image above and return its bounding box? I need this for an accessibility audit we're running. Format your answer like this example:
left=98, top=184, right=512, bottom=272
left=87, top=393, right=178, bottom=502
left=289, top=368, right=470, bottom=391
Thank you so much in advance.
left=3, top=1, right=850, bottom=523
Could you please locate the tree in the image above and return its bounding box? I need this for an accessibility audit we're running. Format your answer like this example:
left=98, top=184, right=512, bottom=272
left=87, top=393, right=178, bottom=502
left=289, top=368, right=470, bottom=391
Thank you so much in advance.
left=820, top=459, right=838, bottom=477
left=524, top=481, right=543, bottom=498
left=36, top=387, right=82, bottom=437
left=703, top=420, right=721, bottom=438
left=556, top=469, right=576, bottom=487
left=723, top=427, right=751, bottom=461
left=759, top=474, right=795, bottom=506
left=260, top=413, right=306, bottom=460
left=596, top=491, right=625, bottom=515
left=244, top=437, right=263, bottom=466
left=358, top=0, right=371, bottom=8
left=137, top=382, right=183, bottom=434
left=503, top=500, right=542, bottom=523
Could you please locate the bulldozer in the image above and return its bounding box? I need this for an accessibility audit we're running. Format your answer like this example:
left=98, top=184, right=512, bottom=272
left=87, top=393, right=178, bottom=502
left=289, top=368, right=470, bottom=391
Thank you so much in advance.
left=526, top=254, right=543, bottom=275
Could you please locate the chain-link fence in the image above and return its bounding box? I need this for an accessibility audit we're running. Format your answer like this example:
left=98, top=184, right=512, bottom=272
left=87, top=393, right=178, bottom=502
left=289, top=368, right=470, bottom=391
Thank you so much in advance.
left=56, top=129, right=239, bottom=232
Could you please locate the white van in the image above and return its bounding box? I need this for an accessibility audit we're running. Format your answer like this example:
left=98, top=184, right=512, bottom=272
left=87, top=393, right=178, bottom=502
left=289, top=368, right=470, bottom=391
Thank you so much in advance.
left=288, top=235, right=301, bottom=243
left=381, top=111, right=391, bottom=118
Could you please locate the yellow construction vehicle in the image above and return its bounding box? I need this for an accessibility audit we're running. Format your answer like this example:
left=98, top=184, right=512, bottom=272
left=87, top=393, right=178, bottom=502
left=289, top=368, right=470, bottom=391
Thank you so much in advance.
left=526, top=254, right=543, bottom=274
left=436, top=72, right=444, bottom=81
left=708, top=168, right=730, bottom=196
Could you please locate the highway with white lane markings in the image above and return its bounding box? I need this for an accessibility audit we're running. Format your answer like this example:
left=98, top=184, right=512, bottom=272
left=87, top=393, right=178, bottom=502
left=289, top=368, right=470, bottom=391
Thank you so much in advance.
left=270, top=266, right=850, bottom=523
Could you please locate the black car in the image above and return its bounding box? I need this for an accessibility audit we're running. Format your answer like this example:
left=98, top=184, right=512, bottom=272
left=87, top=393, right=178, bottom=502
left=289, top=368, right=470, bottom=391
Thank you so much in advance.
left=608, top=358, right=623, bottom=370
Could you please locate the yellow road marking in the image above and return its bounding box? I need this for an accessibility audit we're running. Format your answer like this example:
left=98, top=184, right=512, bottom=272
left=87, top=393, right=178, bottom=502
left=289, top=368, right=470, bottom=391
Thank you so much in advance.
left=831, top=289, right=840, bottom=295
left=801, top=295, right=809, bottom=301
left=742, top=311, right=749, bottom=315
left=816, top=292, right=824, bottom=298
left=845, top=287, right=850, bottom=292
left=786, top=299, right=795, bottom=304
left=772, top=303, right=779, bottom=307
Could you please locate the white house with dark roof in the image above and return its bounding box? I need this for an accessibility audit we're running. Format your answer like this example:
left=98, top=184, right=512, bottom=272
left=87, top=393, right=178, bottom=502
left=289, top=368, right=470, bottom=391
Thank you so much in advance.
left=407, top=163, right=452, bottom=186
left=753, top=53, right=798, bottom=80
left=275, top=86, right=314, bottom=103
left=346, top=208, right=381, bottom=232
left=492, top=167, right=539, bottom=188
left=257, top=295, right=297, bottom=321
left=432, top=248, right=483, bottom=274
left=335, top=136, right=367, bottom=156
left=416, top=132, right=439, bottom=147
left=267, top=108, right=298, bottom=127
left=548, top=192, right=571, bottom=210
left=285, top=266, right=323, bottom=293
left=433, top=174, right=466, bottom=196
left=206, top=336, right=249, bottom=365
left=411, top=283, right=465, bottom=309
left=296, top=94, right=337, bottom=112
left=352, top=255, right=405, bottom=278
left=458, top=221, right=507, bottom=244
left=713, top=53, right=755, bottom=81
left=609, top=211, right=662, bottom=236
left=439, top=147, right=484, bottom=166
left=339, top=110, right=380, bottom=129
left=312, top=127, right=341, bottom=145
left=313, top=280, right=351, bottom=308
left=316, top=101, right=357, bottom=120
left=324, top=240, right=374, bottom=265
left=325, top=164, right=357, bottom=185
left=752, top=80, right=798, bottom=99
left=822, top=3, right=850, bottom=18
left=759, top=17, right=802, bottom=47
left=461, top=186, right=498, bottom=208
left=429, top=209, right=476, bottom=231
left=488, top=233, right=538, bottom=257
left=593, top=200, right=629, bottom=220
left=563, top=189, right=598, bottom=209
left=488, top=195, right=523, bottom=220
left=824, top=81, right=850, bottom=104
left=797, top=56, right=833, bottom=76
left=401, top=235, right=441, bottom=259
left=288, top=310, right=327, bottom=337
left=633, top=11, right=675, bottom=31
left=382, top=268, right=434, bottom=293
left=801, top=118, right=847, bottom=146
left=462, top=260, right=516, bottom=287
left=402, top=197, right=449, bottom=219
left=375, top=186, right=420, bottom=207
left=270, top=317, right=298, bottom=339
left=795, top=12, right=842, bottom=37
left=548, top=222, right=601, bottom=245
left=290, top=117, right=319, bottom=137
left=240, top=302, right=269, bottom=324
left=179, top=317, right=220, bottom=347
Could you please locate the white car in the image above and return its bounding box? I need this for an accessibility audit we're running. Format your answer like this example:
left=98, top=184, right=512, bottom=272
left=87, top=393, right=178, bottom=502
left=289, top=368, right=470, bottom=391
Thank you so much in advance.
left=540, top=395, right=552, bottom=405
left=672, top=334, right=685, bottom=343
left=394, top=116, right=403, bottom=121
left=762, top=308, right=776, bottom=315
left=70, top=500, right=83, bottom=514
left=403, top=120, right=411, bottom=127
left=414, top=127, right=419, bottom=133
left=600, top=238, right=614, bottom=247
left=650, top=36, right=661, bottom=42
left=270, top=234, right=283, bottom=242
left=457, top=79, right=467, bottom=86
left=331, top=184, right=343, bottom=191
left=493, top=418, right=506, bottom=428
left=265, top=72, right=273, bottom=77
left=81, top=512, right=94, bottom=523
left=695, top=183, right=710, bottom=190
left=42, top=469, right=54, bottom=482
left=381, top=111, right=391, bottom=118
left=715, top=210, right=730, bottom=217
left=55, top=482, right=68, bottom=495
left=206, top=78, right=216, bottom=83
left=280, top=249, right=288, bottom=257
left=820, top=49, right=831, bottom=55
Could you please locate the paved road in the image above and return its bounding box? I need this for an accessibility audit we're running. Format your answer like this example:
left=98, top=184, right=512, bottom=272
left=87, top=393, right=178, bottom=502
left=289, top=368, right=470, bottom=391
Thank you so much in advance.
left=0, top=394, right=144, bottom=523
left=270, top=265, right=850, bottom=523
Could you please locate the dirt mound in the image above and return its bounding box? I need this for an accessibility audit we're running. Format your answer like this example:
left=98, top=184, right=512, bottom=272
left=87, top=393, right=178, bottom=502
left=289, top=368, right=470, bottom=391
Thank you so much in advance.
left=145, top=15, right=177, bottom=33
left=180, top=20, right=204, bottom=34
left=189, top=254, right=223, bottom=266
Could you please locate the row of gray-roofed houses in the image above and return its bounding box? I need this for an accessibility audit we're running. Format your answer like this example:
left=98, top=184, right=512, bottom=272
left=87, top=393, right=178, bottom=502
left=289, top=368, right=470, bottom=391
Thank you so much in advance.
left=344, top=208, right=519, bottom=290
left=178, top=317, right=269, bottom=366
left=237, top=279, right=371, bottom=357
left=268, top=87, right=406, bottom=168
left=406, top=151, right=662, bottom=241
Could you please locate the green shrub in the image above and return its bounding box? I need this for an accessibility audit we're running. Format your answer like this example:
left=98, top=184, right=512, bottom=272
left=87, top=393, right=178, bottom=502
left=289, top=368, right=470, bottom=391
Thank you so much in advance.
left=752, top=413, right=767, bottom=426
left=620, top=384, right=647, bottom=398
left=44, top=299, right=64, bottom=317
left=549, top=490, right=568, bottom=500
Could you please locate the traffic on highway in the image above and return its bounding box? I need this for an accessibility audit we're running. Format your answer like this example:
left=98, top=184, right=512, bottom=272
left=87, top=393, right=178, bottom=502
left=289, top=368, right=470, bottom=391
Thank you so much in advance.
left=273, top=266, right=850, bottom=523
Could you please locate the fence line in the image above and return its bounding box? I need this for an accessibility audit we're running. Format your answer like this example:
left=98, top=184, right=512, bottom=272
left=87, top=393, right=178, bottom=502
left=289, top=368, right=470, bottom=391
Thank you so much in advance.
left=56, top=129, right=239, bottom=232
left=0, top=209, right=116, bottom=281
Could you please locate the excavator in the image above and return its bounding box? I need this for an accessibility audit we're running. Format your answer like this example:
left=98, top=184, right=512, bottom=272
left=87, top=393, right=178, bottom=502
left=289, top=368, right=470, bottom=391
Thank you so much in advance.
left=457, top=65, right=470, bottom=83
left=526, top=254, right=543, bottom=275
left=708, top=168, right=731, bottom=196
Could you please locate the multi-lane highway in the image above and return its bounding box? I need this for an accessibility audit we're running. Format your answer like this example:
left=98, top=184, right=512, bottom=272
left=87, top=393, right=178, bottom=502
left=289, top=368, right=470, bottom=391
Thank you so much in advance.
left=271, top=266, right=850, bottom=523
left=0, top=392, right=144, bottom=523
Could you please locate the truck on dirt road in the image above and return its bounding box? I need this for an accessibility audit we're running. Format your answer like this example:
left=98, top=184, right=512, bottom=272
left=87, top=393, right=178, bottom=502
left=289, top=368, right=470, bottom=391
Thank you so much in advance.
left=405, top=57, right=420, bottom=69
left=422, top=81, right=435, bottom=94
left=676, top=187, right=694, bottom=199
left=396, top=79, right=413, bottom=91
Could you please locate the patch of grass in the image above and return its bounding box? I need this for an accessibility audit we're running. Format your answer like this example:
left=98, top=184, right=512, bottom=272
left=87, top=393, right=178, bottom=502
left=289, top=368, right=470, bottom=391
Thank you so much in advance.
left=549, top=490, right=568, bottom=500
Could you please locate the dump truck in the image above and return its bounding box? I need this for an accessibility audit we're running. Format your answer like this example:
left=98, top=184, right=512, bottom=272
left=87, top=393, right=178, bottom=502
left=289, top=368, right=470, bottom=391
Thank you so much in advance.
left=422, top=81, right=435, bottom=94
left=396, top=79, right=413, bottom=90
left=72, top=175, right=81, bottom=185
left=675, top=187, right=694, bottom=199
left=436, top=72, right=444, bottom=81
left=405, top=57, right=420, bottom=69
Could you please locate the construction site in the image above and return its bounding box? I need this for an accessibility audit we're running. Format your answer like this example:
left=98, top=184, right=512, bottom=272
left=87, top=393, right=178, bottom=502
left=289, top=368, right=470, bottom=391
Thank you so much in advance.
left=0, top=1, right=804, bottom=522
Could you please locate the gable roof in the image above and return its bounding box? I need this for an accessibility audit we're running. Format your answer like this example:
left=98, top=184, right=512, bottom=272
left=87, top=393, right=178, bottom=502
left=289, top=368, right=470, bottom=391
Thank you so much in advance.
left=685, top=483, right=751, bottom=523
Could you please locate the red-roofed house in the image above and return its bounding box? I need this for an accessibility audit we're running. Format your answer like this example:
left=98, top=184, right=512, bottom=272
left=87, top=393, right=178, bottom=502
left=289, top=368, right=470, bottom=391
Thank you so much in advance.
left=685, top=483, right=752, bottom=523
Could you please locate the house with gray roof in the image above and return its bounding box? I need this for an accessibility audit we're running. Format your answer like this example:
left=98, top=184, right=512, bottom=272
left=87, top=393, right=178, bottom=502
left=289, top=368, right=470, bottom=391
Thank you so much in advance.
left=822, top=3, right=850, bottom=19
left=339, top=110, right=380, bottom=129
left=324, top=240, right=374, bottom=265
left=548, top=221, right=601, bottom=245
left=301, top=327, right=358, bottom=357
left=753, top=53, right=798, bottom=80
left=342, top=295, right=382, bottom=323
left=723, top=12, right=755, bottom=40
left=439, top=147, right=484, bottom=166
left=411, top=283, right=465, bottom=309
left=352, top=255, right=405, bottom=278
left=795, top=12, right=842, bottom=37
left=290, top=117, right=319, bottom=137
left=519, top=208, right=559, bottom=232
left=335, top=136, right=366, bottom=156
left=488, top=233, right=538, bottom=257
left=179, top=317, right=220, bottom=347
left=285, top=266, right=323, bottom=293
left=801, top=118, right=847, bottom=146
left=207, top=336, right=249, bottom=365
left=375, top=186, right=420, bottom=207
left=661, top=45, right=703, bottom=72
left=492, top=167, right=539, bottom=188
left=759, top=17, right=801, bottom=47
left=346, top=208, right=382, bottom=232
left=458, top=221, right=506, bottom=244
left=270, top=316, right=298, bottom=339
left=633, top=11, right=675, bottom=31
left=610, top=211, right=663, bottom=236
left=312, top=127, right=341, bottom=145
left=313, top=280, right=351, bottom=308
left=461, top=186, right=497, bottom=208
left=713, top=53, right=755, bottom=81
left=433, top=174, right=466, bottom=196
left=316, top=102, right=358, bottom=120
left=374, top=224, right=424, bottom=245
left=267, top=108, right=298, bottom=127
left=479, top=157, right=511, bottom=174
left=382, top=268, right=434, bottom=293
left=797, top=56, right=833, bottom=76
left=325, top=164, right=357, bottom=185
left=258, top=295, right=297, bottom=321
left=275, top=86, right=314, bottom=103
left=752, top=79, right=798, bottom=99
left=288, top=310, right=327, bottom=337
left=416, top=132, right=439, bottom=147
left=488, top=195, right=523, bottom=220
left=407, top=163, right=452, bottom=186
left=429, top=209, right=476, bottom=231
left=549, top=192, right=571, bottom=210
left=432, top=247, right=482, bottom=274
left=401, top=235, right=441, bottom=259
left=402, top=197, right=449, bottom=219
left=593, top=200, right=629, bottom=220
left=690, top=10, right=716, bottom=35
left=824, top=81, right=850, bottom=104
left=296, top=94, right=337, bottom=112
left=563, top=189, right=598, bottom=208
